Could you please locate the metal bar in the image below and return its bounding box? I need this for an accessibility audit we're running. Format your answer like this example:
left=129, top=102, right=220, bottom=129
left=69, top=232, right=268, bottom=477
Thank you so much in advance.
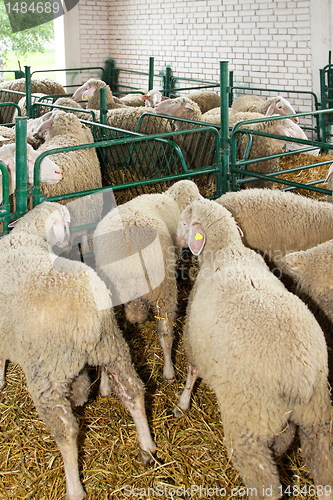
left=14, top=117, right=28, bottom=217
left=148, top=57, right=154, bottom=91
left=24, top=66, right=32, bottom=118
left=99, top=88, right=107, bottom=126
left=220, top=61, right=230, bottom=195
left=0, top=160, right=11, bottom=235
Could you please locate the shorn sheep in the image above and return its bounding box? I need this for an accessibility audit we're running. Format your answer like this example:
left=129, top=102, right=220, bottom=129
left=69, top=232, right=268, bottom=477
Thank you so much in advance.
left=93, top=180, right=202, bottom=383
left=231, top=94, right=298, bottom=122
left=0, top=201, right=156, bottom=500
left=174, top=198, right=333, bottom=500
left=215, top=188, right=333, bottom=269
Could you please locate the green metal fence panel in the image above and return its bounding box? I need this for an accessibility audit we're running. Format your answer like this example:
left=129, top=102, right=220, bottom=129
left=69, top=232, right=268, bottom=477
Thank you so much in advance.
left=319, top=56, right=333, bottom=144
left=228, top=74, right=321, bottom=141
left=105, top=57, right=161, bottom=96
left=229, top=110, right=333, bottom=195
left=136, top=111, right=222, bottom=197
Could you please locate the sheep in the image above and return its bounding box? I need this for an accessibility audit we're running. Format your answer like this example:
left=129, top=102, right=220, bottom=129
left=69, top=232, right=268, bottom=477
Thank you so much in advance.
left=154, top=96, right=219, bottom=170
left=0, top=201, right=156, bottom=500
left=215, top=188, right=333, bottom=270
left=231, top=94, right=298, bottom=122
left=282, top=240, right=333, bottom=320
left=139, top=89, right=169, bottom=108
left=14, top=92, right=53, bottom=118
left=31, top=109, right=103, bottom=256
left=32, top=110, right=102, bottom=210
left=71, top=78, right=127, bottom=110
left=0, top=78, right=66, bottom=123
left=174, top=197, right=333, bottom=499
left=186, top=91, right=221, bottom=114
left=0, top=142, right=62, bottom=204
left=93, top=180, right=203, bottom=383
left=229, top=111, right=310, bottom=188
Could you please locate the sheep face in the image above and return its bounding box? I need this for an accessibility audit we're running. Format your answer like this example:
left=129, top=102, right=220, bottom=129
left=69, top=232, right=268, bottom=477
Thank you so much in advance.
left=140, top=89, right=168, bottom=107
left=266, top=96, right=297, bottom=121
left=177, top=205, right=206, bottom=256
left=45, top=205, right=71, bottom=249
left=72, top=79, right=100, bottom=103
left=272, top=118, right=308, bottom=151
left=154, top=97, right=198, bottom=118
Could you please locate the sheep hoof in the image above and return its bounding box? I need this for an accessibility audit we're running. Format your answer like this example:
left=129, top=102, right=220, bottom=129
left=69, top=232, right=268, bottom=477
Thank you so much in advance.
left=139, top=449, right=155, bottom=465
left=172, top=405, right=188, bottom=419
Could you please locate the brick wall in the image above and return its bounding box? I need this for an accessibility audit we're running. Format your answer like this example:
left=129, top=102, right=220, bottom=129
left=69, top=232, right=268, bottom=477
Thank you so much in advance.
left=62, top=0, right=332, bottom=130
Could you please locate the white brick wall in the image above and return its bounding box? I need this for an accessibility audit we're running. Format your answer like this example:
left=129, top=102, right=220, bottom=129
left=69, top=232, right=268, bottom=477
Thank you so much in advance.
left=61, top=0, right=332, bottom=125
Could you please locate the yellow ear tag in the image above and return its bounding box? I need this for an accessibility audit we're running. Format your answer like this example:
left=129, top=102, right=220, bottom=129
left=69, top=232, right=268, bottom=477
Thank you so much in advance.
left=84, top=95, right=89, bottom=99
left=195, top=233, right=203, bottom=240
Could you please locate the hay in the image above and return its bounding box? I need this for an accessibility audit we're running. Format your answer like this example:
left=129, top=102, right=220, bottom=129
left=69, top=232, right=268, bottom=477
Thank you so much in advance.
left=278, top=152, right=333, bottom=200
left=0, top=257, right=322, bottom=500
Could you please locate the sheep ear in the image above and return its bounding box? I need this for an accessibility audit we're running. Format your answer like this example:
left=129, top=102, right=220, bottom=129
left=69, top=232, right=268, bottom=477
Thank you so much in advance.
left=33, top=112, right=54, bottom=134
left=161, top=96, right=169, bottom=101
left=140, top=95, right=149, bottom=101
left=184, top=103, right=196, bottom=111
left=265, top=104, right=275, bottom=116
left=82, top=86, right=96, bottom=100
left=189, top=222, right=205, bottom=256
left=52, top=218, right=68, bottom=245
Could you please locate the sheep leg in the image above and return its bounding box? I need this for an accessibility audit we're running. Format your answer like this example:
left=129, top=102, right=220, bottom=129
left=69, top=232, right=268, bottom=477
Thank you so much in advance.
left=153, top=300, right=176, bottom=382
left=294, top=390, right=333, bottom=499
left=225, top=432, right=282, bottom=499
left=104, top=364, right=156, bottom=464
left=173, top=364, right=199, bottom=418
left=99, top=368, right=111, bottom=397
left=0, top=358, right=5, bottom=389
left=30, top=389, right=85, bottom=500
left=272, top=421, right=296, bottom=457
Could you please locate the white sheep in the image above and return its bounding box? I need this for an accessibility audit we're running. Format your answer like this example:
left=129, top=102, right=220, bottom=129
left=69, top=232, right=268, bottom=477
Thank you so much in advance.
left=0, top=142, right=62, bottom=203
left=93, top=180, right=203, bottom=382
left=229, top=111, right=310, bottom=188
left=215, top=188, right=333, bottom=269
left=231, top=94, right=298, bottom=122
left=154, top=96, right=219, bottom=170
left=0, top=201, right=156, bottom=500
left=186, top=91, right=221, bottom=114
left=0, top=78, right=66, bottom=123
left=140, top=89, right=169, bottom=108
left=174, top=198, right=333, bottom=499
left=71, top=78, right=127, bottom=110
left=32, top=110, right=102, bottom=215
left=282, top=239, right=333, bottom=323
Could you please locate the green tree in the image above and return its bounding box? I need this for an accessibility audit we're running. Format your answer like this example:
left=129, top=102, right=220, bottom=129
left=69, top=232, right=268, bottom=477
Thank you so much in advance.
left=0, top=2, right=54, bottom=81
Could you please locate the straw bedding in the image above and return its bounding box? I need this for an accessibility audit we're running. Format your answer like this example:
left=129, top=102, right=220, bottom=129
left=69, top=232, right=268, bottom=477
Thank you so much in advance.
left=0, top=257, right=321, bottom=500
left=0, top=151, right=331, bottom=499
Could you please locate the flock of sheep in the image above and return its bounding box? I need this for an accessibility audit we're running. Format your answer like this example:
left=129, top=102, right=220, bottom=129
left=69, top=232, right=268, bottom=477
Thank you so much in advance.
left=0, top=76, right=333, bottom=500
